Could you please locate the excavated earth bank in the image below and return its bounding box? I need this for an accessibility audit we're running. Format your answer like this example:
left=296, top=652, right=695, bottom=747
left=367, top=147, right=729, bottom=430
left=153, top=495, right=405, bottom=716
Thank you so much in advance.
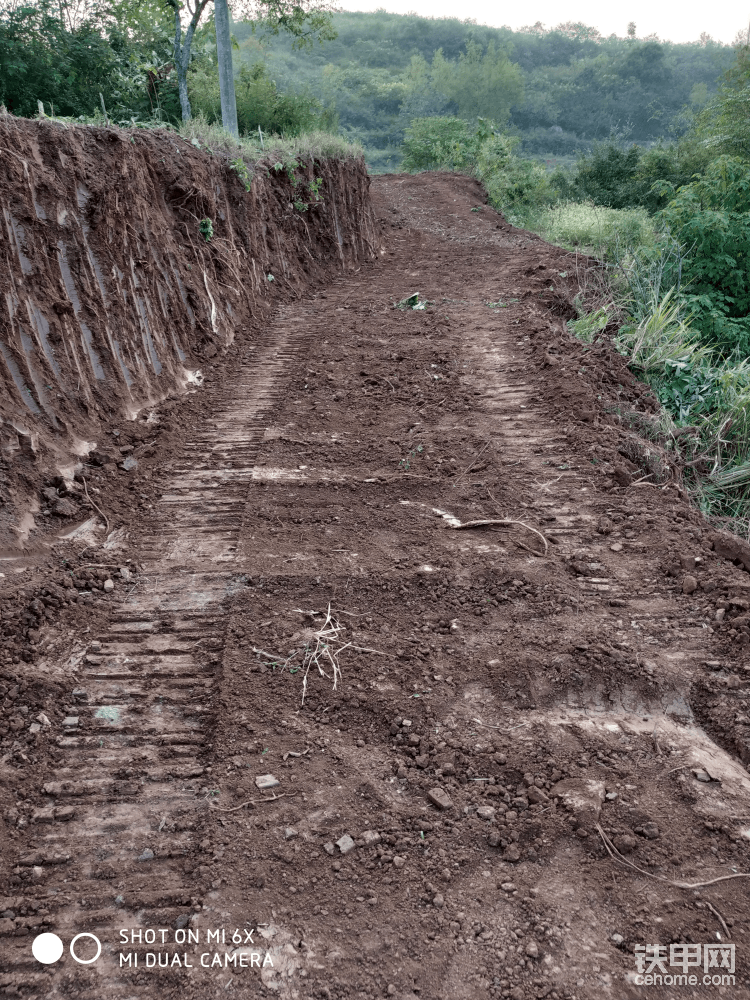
left=1, top=144, right=750, bottom=1000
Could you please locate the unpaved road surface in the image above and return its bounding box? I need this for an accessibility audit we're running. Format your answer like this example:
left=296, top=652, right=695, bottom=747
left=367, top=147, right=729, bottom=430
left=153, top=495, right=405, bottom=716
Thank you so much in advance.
left=2, top=173, right=750, bottom=1000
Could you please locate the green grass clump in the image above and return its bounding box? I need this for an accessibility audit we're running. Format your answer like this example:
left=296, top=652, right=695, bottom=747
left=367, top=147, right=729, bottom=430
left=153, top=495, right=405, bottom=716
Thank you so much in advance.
left=532, top=201, right=657, bottom=259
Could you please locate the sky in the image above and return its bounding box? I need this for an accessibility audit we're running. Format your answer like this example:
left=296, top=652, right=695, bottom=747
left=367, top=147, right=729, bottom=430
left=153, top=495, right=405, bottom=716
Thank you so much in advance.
left=335, top=0, right=749, bottom=46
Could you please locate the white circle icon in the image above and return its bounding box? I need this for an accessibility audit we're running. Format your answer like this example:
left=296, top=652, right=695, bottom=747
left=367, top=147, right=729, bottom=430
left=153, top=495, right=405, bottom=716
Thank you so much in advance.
left=32, top=933, right=64, bottom=964
left=70, top=933, right=101, bottom=964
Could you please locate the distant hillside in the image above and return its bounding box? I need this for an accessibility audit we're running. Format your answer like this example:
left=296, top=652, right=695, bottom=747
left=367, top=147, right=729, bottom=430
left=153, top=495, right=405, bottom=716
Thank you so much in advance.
left=233, top=12, right=735, bottom=171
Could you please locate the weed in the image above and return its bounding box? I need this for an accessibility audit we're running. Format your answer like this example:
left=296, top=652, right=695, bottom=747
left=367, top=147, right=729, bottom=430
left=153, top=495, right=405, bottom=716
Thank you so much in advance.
left=294, top=198, right=309, bottom=212
left=230, top=157, right=252, bottom=192
left=198, top=218, right=213, bottom=241
left=399, top=444, right=424, bottom=471
left=310, top=177, right=323, bottom=202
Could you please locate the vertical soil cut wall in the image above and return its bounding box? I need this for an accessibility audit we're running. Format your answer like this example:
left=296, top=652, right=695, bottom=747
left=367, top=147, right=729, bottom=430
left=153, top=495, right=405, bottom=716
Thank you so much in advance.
left=0, top=117, right=376, bottom=544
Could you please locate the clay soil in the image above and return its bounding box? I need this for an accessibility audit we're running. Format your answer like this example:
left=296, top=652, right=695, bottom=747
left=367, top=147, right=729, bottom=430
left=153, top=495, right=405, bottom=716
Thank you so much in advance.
left=2, top=172, right=750, bottom=1000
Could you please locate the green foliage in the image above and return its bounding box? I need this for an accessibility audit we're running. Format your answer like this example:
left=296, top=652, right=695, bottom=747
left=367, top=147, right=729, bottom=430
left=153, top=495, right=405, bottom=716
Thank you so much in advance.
left=529, top=202, right=657, bottom=257
left=574, top=143, right=642, bottom=208
left=230, top=157, right=252, bottom=190
left=0, top=0, right=179, bottom=122
left=401, top=116, right=475, bottom=171
left=653, top=156, right=750, bottom=356
left=199, top=217, right=214, bottom=241
left=429, top=41, right=522, bottom=124
left=190, top=59, right=331, bottom=137
left=235, top=11, right=734, bottom=170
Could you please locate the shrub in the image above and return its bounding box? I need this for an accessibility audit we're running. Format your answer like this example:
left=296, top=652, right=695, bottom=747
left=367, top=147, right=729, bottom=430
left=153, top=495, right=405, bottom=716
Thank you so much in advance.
left=190, top=61, right=333, bottom=138
left=654, top=155, right=750, bottom=356
left=401, top=116, right=476, bottom=171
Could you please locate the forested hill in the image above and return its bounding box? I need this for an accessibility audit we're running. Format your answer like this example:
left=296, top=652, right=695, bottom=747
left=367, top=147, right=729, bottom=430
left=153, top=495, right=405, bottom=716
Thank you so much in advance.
left=234, top=12, right=735, bottom=170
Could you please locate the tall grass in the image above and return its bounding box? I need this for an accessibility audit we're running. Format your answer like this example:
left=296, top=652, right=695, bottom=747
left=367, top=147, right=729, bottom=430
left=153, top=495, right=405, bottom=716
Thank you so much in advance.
left=529, top=201, right=658, bottom=260
left=35, top=108, right=363, bottom=173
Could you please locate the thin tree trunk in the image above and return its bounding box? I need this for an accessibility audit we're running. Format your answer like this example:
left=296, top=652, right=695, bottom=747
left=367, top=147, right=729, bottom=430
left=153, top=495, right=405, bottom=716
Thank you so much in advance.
left=214, top=0, right=238, bottom=135
left=172, top=0, right=210, bottom=123
left=173, top=4, right=192, bottom=121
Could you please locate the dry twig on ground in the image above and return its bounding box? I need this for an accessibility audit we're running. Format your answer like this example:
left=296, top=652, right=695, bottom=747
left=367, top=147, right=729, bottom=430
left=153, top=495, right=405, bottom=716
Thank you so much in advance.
left=82, top=477, right=110, bottom=535
left=596, top=824, right=750, bottom=889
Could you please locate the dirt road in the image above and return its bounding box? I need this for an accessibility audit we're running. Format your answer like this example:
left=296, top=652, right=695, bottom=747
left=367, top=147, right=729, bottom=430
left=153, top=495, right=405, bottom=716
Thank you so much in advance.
left=2, top=172, right=750, bottom=1000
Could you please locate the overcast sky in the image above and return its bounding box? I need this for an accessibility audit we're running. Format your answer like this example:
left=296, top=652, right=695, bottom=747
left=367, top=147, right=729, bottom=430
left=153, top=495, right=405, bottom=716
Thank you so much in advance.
left=336, top=0, right=749, bottom=46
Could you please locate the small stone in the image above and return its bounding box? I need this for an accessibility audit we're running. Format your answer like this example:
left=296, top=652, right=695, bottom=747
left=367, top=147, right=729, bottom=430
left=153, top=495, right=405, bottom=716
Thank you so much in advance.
left=119, top=566, right=132, bottom=582
left=641, top=822, right=660, bottom=840
left=138, top=849, right=154, bottom=861
left=476, top=805, right=496, bottom=821
left=613, top=835, right=637, bottom=854
left=387, top=987, right=397, bottom=996
left=323, top=842, right=335, bottom=855
left=72, top=689, right=89, bottom=703
left=393, top=856, right=406, bottom=868
left=611, top=933, right=624, bottom=945
left=32, top=866, right=44, bottom=879
left=361, top=830, right=381, bottom=846
left=503, top=844, right=521, bottom=863
left=504, top=810, right=518, bottom=822
left=692, top=768, right=712, bottom=783
left=432, top=893, right=444, bottom=908
left=500, top=882, right=516, bottom=892
left=715, top=609, right=726, bottom=623
left=62, top=716, right=79, bottom=729
left=121, top=456, right=138, bottom=471
left=103, top=579, right=115, bottom=592
left=427, top=787, right=454, bottom=811
left=525, top=939, right=539, bottom=958
left=397, top=765, right=408, bottom=779
left=285, top=828, right=298, bottom=840
left=605, top=791, right=618, bottom=800
left=527, top=787, right=548, bottom=805
left=610, top=542, right=623, bottom=552
left=575, top=828, right=588, bottom=839
left=487, top=831, right=502, bottom=848
left=29, top=723, right=41, bottom=734
left=53, top=498, right=78, bottom=517
left=336, top=834, right=356, bottom=855
left=682, top=575, right=698, bottom=595
left=401, top=719, right=412, bottom=728
left=255, top=774, right=279, bottom=789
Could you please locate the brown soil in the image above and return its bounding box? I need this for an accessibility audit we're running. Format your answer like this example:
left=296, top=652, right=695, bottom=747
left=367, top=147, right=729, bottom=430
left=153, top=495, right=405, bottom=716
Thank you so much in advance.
left=2, top=170, right=750, bottom=1000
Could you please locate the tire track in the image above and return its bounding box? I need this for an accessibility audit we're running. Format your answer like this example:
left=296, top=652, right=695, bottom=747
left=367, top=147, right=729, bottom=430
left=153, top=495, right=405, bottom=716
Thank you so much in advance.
left=1, top=315, right=309, bottom=995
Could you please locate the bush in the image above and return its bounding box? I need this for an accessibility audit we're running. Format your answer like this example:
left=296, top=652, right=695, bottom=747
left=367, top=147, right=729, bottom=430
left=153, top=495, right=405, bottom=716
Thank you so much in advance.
left=654, top=155, right=750, bottom=357
left=565, top=138, right=714, bottom=214
left=400, top=115, right=476, bottom=170
left=190, top=62, right=333, bottom=138
left=482, top=157, right=554, bottom=220
left=574, top=142, right=642, bottom=209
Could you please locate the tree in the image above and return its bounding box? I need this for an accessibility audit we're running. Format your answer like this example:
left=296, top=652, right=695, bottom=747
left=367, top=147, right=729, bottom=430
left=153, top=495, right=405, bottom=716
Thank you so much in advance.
left=430, top=41, right=523, bottom=124
left=167, top=0, right=335, bottom=123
